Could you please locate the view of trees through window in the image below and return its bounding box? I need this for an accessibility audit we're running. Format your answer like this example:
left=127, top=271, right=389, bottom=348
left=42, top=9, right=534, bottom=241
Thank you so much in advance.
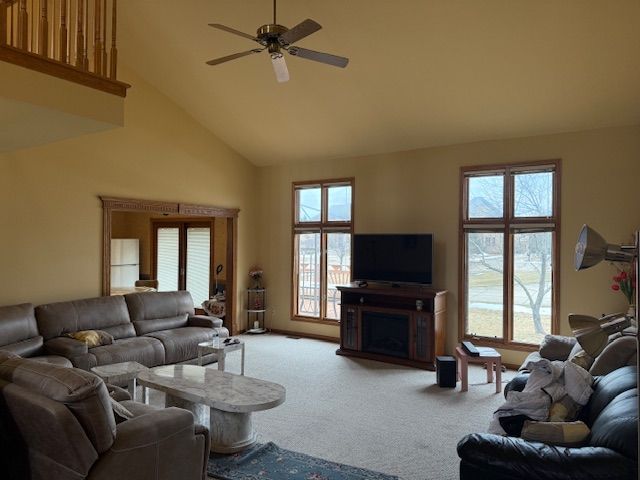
left=463, top=163, right=558, bottom=345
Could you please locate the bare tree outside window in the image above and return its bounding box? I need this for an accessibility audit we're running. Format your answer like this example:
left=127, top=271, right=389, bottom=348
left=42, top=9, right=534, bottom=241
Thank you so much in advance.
left=463, top=164, right=558, bottom=345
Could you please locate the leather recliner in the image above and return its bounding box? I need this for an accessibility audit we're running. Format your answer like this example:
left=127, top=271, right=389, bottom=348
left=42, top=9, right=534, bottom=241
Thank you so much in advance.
left=0, top=303, right=72, bottom=367
left=0, top=353, right=210, bottom=480
left=457, top=366, right=638, bottom=480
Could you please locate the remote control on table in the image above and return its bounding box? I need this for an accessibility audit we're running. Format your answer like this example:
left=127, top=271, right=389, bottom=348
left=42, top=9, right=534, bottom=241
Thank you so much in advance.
left=462, top=341, right=480, bottom=357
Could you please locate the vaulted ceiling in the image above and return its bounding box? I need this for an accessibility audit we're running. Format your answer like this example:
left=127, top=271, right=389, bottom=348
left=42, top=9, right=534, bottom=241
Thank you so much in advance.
left=119, top=1, right=640, bottom=166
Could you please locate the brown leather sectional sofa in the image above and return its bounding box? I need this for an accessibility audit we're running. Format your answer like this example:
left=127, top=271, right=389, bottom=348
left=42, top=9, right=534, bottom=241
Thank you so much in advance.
left=0, top=290, right=229, bottom=370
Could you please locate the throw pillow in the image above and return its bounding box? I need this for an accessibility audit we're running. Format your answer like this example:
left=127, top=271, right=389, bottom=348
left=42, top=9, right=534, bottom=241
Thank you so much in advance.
left=521, top=420, right=590, bottom=447
left=67, top=330, right=114, bottom=348
left=548, top=394, right=581, bottom=422
left=569, top=350, right=594, bottom=371
left=539, top=335, right=577, bottom=361
left=108, top=396, right=134, bottom=420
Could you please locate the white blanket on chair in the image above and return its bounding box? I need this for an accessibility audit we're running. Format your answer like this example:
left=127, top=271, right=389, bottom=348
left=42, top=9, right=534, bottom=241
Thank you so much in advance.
left=488, top=358, right=593, bottom=435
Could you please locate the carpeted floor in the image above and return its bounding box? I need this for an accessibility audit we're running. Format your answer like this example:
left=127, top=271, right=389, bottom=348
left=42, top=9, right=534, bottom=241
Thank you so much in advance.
left=143, top=333, right=514, bottom=480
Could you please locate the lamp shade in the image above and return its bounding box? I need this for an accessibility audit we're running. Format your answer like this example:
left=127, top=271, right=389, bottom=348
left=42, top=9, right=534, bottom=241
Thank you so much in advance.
left=568, top=313, right=631, bottom=357
left=574, top=225, right=635, bottom=270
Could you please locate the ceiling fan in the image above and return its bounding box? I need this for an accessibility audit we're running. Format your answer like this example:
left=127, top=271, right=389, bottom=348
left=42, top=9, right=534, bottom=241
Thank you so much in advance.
left=206, top=0, right=349, bottom=83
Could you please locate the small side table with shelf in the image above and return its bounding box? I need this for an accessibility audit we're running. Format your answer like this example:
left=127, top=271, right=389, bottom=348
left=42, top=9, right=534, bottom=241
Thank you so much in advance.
left=247, top=288, right=267, bottom=334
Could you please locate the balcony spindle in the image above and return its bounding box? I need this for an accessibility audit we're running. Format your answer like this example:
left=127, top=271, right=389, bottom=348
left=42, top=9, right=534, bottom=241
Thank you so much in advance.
left=109, top=0, right=115, bottom=79
left=93, top=0, right=101, bottom=74
left=38, top=0, right=47, bottom=55
left=59, top=0, right=67, bottom=61
left=0, top=2, right=7, bottom=46
left=18, top=0, right=28, bottom=49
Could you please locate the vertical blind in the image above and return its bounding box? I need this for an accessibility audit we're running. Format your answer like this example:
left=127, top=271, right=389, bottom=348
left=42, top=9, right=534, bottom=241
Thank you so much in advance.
left=186, top=228, right=211, bottom=305
left=157, top=228, right=179, bottom=292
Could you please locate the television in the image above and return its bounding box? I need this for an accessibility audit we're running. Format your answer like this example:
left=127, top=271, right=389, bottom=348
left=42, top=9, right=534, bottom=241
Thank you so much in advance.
left=352, top=234, right=433, bottom=285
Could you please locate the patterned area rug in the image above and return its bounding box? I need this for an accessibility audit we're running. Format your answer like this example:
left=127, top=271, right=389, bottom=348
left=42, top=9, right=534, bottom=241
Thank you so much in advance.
left=208, top=442, right=399, bottom=480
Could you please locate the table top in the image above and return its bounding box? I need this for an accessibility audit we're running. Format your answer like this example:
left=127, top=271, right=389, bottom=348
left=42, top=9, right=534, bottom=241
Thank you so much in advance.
left=91, top=361, right=149, bottom=383
left=137, top=365, right=285, bottom=413
left=198, top=339, right=244, bottom=353
left=455, top=345, right=501, bottom=359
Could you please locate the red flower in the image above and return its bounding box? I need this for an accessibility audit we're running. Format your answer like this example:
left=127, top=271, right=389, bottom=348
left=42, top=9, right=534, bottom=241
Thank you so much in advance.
left=611, top=284, right=620, bottom=291
left=619, top=271, right=628, bottom=280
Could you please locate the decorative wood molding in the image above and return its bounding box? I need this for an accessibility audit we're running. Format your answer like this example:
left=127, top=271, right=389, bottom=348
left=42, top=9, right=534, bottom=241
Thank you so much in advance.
left=101, top=196, right=179, bottom=214
left=101, top=196, right=240, bottom=335
left=179, top=203, right=240, bottom=217
left=0, top=45, right=130, bottom=97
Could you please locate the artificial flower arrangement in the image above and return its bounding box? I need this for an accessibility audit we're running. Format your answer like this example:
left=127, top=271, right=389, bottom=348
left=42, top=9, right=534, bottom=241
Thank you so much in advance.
left=611, top=266, right=636, bottom=306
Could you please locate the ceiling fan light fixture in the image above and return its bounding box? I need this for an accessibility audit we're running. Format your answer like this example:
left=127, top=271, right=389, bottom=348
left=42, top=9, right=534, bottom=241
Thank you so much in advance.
left=271, top=53, right=289, bottom=83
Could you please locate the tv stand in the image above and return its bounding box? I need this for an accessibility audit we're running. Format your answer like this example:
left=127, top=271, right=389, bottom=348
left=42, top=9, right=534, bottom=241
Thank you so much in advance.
left=336, top=283, right=447, bottom=370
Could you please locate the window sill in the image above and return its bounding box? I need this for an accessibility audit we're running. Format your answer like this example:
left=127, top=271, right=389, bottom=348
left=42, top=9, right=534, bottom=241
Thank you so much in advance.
left=292, top=316, right=340, bottom=326
left=461, top=335, right=539, bottom=353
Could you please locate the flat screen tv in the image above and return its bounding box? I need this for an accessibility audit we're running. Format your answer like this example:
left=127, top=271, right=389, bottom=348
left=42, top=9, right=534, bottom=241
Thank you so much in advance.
left=353, top=234, right=433, bottom=285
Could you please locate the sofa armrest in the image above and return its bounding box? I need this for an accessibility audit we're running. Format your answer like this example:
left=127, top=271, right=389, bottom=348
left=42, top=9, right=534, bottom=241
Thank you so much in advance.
left=188, top=314, right=223, bottom=328
left=90, top=408, right=206, bottom=480
left=44, top=337, right=88, bottom=357
left=106, top=384, right=131, bottom=402
left=457, top=433, right=637, bottom=480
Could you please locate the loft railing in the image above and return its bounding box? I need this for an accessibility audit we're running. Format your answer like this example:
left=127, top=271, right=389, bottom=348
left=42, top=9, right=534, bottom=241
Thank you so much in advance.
left=0, top=0, right=128, bottom=96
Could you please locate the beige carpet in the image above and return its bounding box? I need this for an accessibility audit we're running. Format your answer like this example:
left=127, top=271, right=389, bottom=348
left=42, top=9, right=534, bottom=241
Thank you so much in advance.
left=145, top=333, right=514, bottom=480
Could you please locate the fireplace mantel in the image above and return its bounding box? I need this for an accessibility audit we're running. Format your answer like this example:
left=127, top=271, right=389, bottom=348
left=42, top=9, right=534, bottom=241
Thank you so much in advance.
left=336, top=283, right=447, bottom=370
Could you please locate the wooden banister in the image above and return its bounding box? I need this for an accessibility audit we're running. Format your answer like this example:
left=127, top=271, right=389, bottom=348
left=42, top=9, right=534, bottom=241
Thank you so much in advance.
left=0, top=0, right=127, bottom=95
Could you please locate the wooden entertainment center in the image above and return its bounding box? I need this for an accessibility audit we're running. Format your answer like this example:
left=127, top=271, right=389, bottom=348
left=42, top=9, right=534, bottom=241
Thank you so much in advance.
left=336, top=284, right=447, bottom=370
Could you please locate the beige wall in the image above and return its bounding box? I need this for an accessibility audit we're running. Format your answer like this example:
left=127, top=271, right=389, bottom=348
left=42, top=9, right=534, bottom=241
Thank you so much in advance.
left=257, top=125, right=640, bottom=365
left=0, top=67, right=259, bottom=331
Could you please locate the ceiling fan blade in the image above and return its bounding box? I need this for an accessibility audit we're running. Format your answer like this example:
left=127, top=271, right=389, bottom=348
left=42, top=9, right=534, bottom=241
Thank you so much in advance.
left=278, top=19, right=321, bottom=46
left=288, top=47, right=349, bottom=68
left=208, top=23, right=259, bottom=42
left=206, top=49, right=262, bottom=66
left=271, top=54, right=290, bottom=83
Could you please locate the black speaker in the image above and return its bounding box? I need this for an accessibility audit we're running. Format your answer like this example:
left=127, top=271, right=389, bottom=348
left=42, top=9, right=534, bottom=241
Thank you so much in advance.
left=436, top=355, right=457, bottom=388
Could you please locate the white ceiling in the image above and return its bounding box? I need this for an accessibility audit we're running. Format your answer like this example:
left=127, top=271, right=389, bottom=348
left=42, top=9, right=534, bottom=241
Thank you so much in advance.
left=119, top=1, right=640, bottom=166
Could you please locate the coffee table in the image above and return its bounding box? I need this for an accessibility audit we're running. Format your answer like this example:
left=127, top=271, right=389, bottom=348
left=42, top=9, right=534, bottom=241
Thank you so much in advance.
left=197, top=339, right=245, bottom=374
left=137, top=365, right=285, bottom=453
left=455, top=345, right=502, bottom=393
left=91, top=361, right=149, bottom=402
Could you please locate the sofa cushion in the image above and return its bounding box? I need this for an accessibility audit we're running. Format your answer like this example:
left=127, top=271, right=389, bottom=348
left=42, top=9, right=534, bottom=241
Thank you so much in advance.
left=586, top=365, right=637, bottom=426
left=0, top=357, right=116, bottom=454
left=125, top=291, right=194, bottom=335
left=589, top=388, right=638, bottom=459
left=0, top=304, right=39, bottom=347
left=145, top=327, right=216, bottom=364
left=521, top=420, right=590, bottom=447
left=36, top=296, right=135, bottom=341
left=89, top=336, right=165, bottom=368
left=590, top=336, right=637, bottom=376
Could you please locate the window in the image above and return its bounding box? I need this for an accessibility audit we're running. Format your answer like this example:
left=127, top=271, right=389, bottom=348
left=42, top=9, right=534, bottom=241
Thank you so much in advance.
left=293, top=179, right=354, bottom=322
left=460, top=161, right=560, bottom=347
left=153, top=221, right=213, bottom=306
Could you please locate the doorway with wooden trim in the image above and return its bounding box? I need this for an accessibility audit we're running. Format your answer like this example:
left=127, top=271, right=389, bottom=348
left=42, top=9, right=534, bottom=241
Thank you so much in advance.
left=101, top=197, right=239, bottom=335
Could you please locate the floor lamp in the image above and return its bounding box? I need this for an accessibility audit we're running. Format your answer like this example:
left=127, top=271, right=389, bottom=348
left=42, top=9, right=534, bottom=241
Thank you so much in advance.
left=572, top=224, right=639, bottom=467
